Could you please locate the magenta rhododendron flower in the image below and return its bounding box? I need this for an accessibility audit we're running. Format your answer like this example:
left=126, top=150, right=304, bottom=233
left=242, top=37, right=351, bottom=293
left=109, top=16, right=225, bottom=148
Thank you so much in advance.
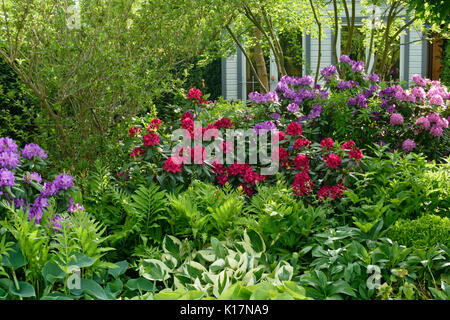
left=143, top=132, right=160, bottom=146
left=325, top=153, right=341, bottom=169
left=390, top=113, right=404, bottom=126
left=402, top=139, right=416, bottom=152
left=320, top=138, right=334, bottom=149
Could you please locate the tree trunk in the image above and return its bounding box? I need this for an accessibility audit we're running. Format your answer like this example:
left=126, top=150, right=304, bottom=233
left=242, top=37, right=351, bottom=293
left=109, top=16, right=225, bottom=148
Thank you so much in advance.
left=253, top=27, right=269, bottom=93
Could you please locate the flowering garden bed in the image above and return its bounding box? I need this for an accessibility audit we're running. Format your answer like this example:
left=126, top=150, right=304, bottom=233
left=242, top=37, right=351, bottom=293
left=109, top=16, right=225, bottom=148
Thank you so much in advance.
left=0, top=56, right=449, bottom=300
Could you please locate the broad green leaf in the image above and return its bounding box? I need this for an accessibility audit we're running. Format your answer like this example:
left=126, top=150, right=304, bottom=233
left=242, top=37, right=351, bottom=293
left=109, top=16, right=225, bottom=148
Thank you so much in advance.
left=108, top=260, right=129, bottom=279
left=9, top=281, right=35, bottom=298
left=126, top=278, right=156, bottom=292
left=42, top=261, right=65, bottom=284
left=1, top=243, right=26, bottom=269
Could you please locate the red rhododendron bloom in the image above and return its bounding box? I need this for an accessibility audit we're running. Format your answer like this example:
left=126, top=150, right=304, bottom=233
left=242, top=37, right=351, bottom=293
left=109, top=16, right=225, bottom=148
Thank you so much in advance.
left=272, top=147, right=289, bottom=162
left=182, top=118, right=195, bottom=131
left=341, top=140, right=356, bottom=150
left=143, top=132, right=160, bottom=146
left=294, top=138, right=311, bottom=149
left=272, top=131, right=285, bottom=144
left=320, top=138, right=334, bottom=149
left=286, top=122, right=303, bottom=136
left=318, top=183, right=346, bottom=201
left=292, top=172, right=314, bottom=196
left=348, top=148, right=363, bottom=161
left=181, top=112, right=195, bottom=121
left=214, top=118, right=233, bottom=129
left=147, top=118, right=162, bottom=131
left=188, top=88, right=202, bottom=101
left=190, top=145, right=207, bottom=164
left=294, top=154, right=309, bottom=172
left=217, top=174, right=229, bottom=185
left=129, top=126, right=141, bottom=138
left=220, top=141, right=234, bottom=154
left=325, top=153, right=341, bottom=169
left=130, top=147, right=145, bottom=158
left=164, top=157, right=182, bottom=173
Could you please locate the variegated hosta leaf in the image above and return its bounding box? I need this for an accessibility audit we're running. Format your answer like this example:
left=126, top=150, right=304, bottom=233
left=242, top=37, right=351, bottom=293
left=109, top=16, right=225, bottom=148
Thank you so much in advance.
left=162, top=235, right=182, bottom=257
left=274, top=262, right=294, bottom=284
left=139, top=259, right=171, bottom=281
left=196, top=249, right=216, bottom=263
left=212, top=270, right=232, bottom=298
left=226, top=256, right=239, bottom=270
left=209, top=258, right=226, bottom=273
left=161, top=253, right=178, bottom=269
left=242, top=270, right=256, bottom=286
left=183, top=261, right=207, bottom=280
left=243, top=229, right=266, bottom=255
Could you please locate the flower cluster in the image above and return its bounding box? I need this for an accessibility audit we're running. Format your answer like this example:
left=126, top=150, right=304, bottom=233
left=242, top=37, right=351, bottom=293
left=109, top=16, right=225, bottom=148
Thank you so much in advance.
left=188, top=88, right=210, bottom=104
left=0, top=137, right=82, bottom=228
left=248, top=91, right=280, bottom=104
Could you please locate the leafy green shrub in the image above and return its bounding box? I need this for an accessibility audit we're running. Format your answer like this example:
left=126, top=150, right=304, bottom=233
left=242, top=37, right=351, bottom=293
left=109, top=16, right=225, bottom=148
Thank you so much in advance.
left=386, top=215, right=450, bottom=249
left=247, top=181, right=333, bottom=254
left=166, top=180, right=246, bottom=247
left=341, top=145, right=450, bottom=234
left=136, top=231, right=309, bottom=300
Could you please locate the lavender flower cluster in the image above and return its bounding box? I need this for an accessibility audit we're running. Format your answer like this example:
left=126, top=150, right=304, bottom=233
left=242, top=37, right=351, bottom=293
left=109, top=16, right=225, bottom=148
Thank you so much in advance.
left=248, top=91, right=280, bottom=104
left=253, top=121, right=277, bottom=136
left=298, top=104, right=324, bottom=121
left=0, top=137, right=83, bottom=229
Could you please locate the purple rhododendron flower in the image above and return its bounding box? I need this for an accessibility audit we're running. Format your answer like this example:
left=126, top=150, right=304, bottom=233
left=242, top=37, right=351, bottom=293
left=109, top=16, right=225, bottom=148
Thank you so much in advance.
left=41, top=182, right=59, bottom=197
left=287, top=103, right=299, bottom=113
left=339, top=54, right=352, bottom=63
left=320, top=65, right=337, bottom=81
left=253, top=121, right=277, bottom=135
left=24, top=172, right=42, bottom=184
left=368, top=73, right=379, bottom=82
left=67, top=198, right=85, bottom=213
left=54, top=174, right=74, bottom=191
left=0, top=168, right=15, bottom=187
left=0, top=137, right=19, bottom=154
left=0, top=151, right=20, bottom=169
left=21, top=143, right=48, bottom=159
left=402, top=139, right=416, bottom=152
left=270, top=112, right=281, bottom=120
left=248, top=91, right=279, bottom=104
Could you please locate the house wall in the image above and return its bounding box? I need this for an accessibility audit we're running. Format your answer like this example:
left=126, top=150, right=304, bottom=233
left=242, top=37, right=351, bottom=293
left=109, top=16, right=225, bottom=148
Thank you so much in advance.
left=222, top=1, right=428, bottom=99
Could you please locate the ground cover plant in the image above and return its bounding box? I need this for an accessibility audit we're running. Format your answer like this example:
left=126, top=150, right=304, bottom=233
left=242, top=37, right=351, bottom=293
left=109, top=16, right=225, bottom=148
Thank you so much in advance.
left=1, top=54, right=449, bottom=301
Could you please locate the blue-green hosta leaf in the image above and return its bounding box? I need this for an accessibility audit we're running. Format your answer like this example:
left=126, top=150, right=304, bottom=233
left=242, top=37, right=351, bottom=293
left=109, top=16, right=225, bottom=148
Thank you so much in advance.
left=42, top=261, right=65, bottom=284
left=126, top=278, right=156, bottom=292
left=8, top=281, right=35, bottom=298
left=108, top=260, right=129, bottom=279
left=1, top=243, right=26, bottom=269
left=69, top=253, right=96, bottom=269
left=80, top=279, right=113, bottom=300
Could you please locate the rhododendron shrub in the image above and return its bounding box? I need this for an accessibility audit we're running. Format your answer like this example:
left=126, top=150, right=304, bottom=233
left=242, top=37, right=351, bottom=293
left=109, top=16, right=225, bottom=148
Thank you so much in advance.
left=0, top=137, right=82, bottom=230
left=317, top=58, right=449, bottom=160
